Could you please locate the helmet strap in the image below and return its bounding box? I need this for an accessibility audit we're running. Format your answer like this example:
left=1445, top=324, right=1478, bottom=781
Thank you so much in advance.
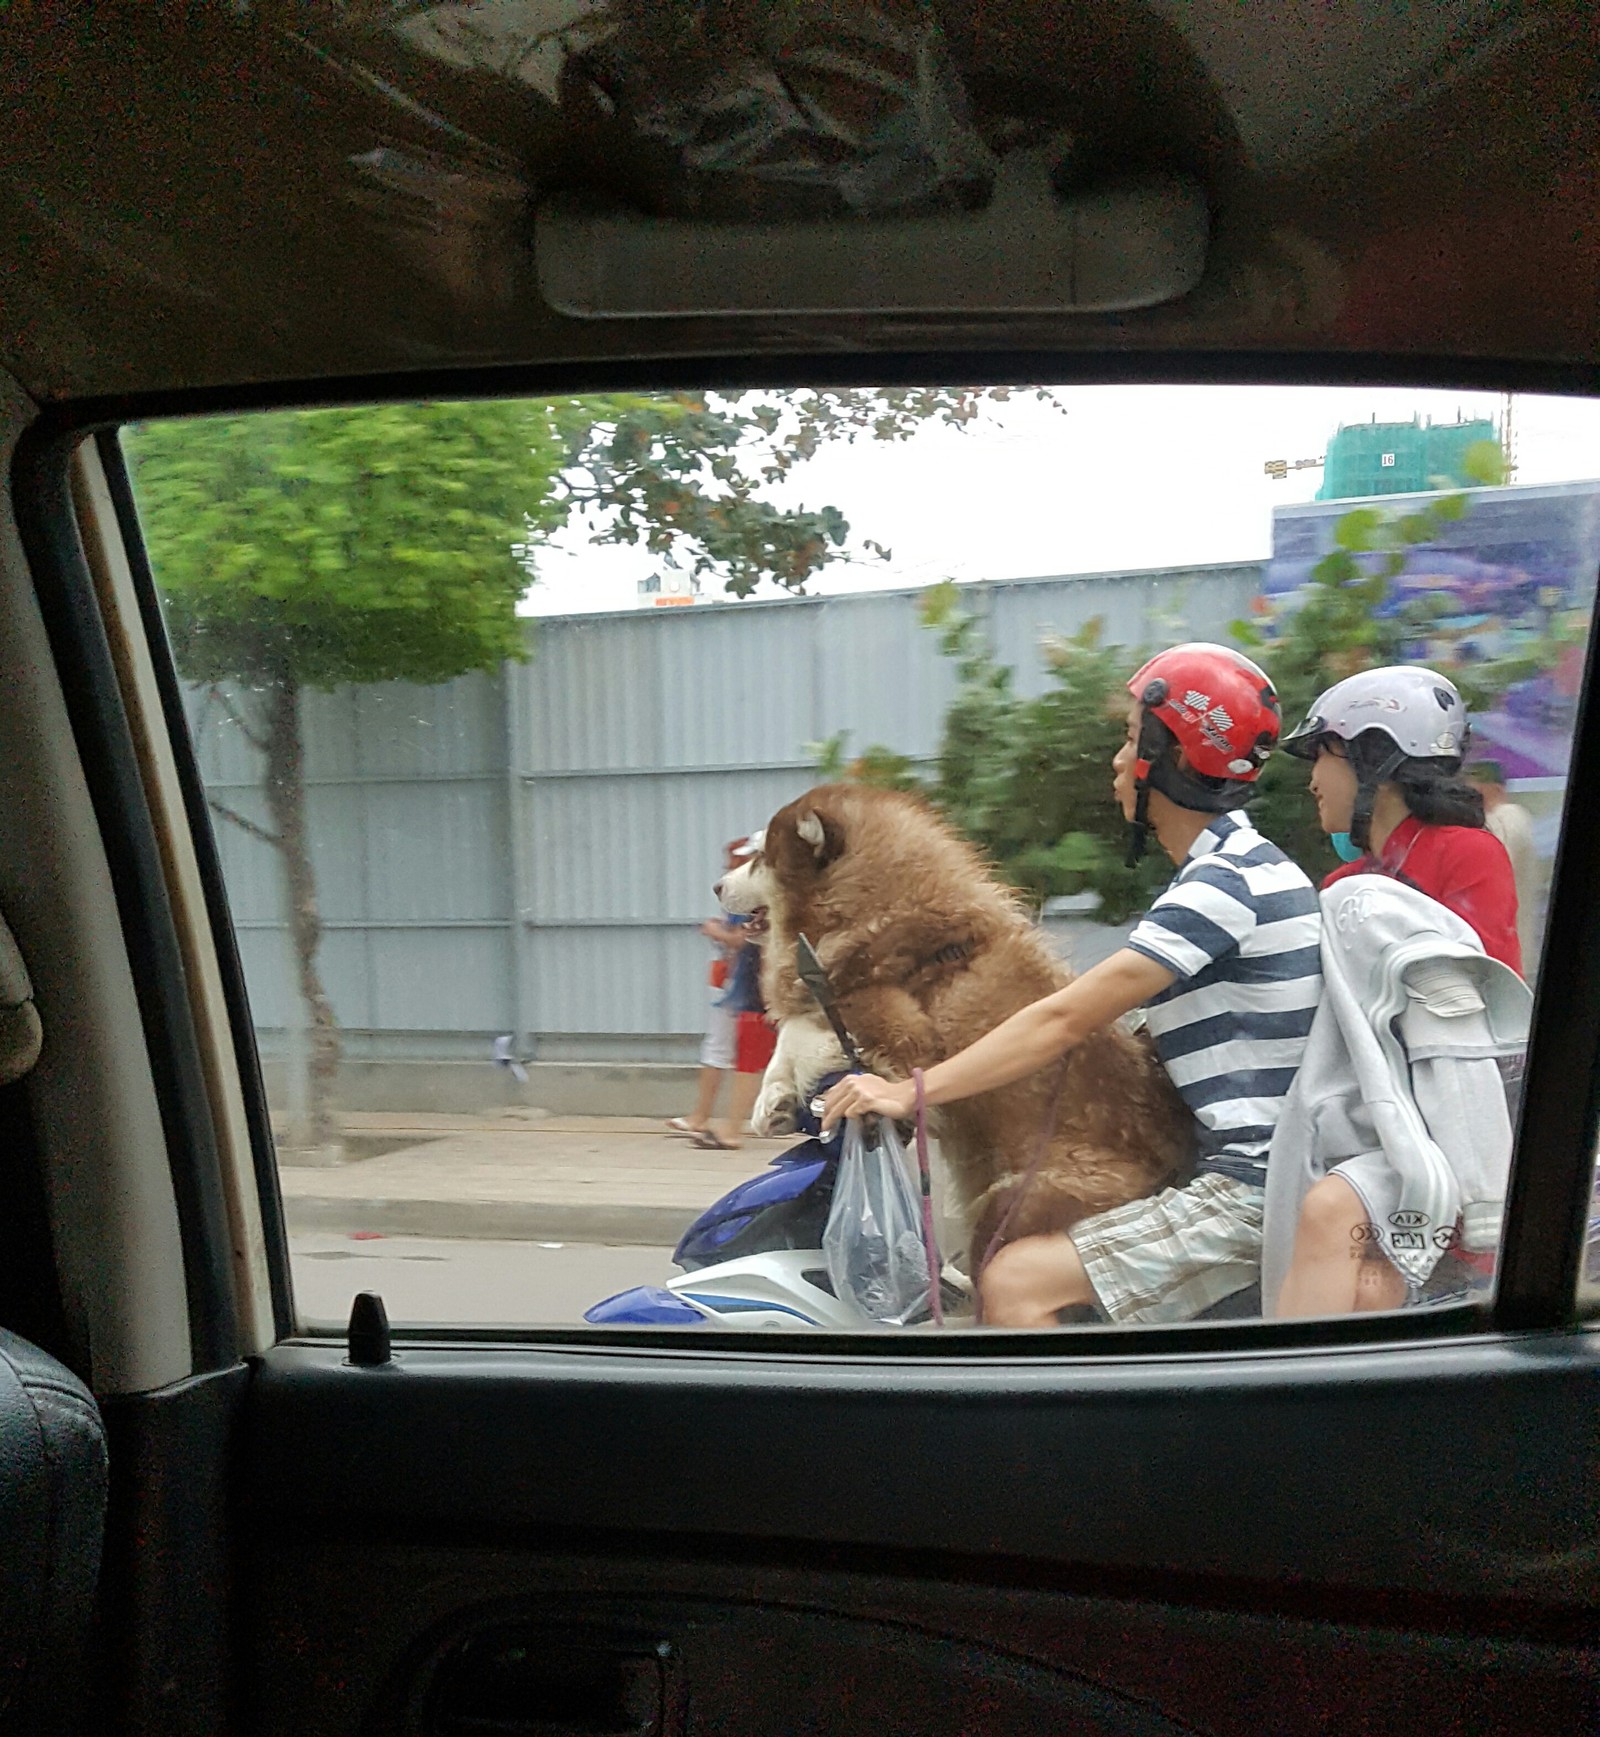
left=1146, top=755, right=1258, bottom=815
left=1348, top=743, right=1407, bottom=853
left=1124, top=703, right=1173, bottom=866
left=1124, top=770, right=1152, bottom=867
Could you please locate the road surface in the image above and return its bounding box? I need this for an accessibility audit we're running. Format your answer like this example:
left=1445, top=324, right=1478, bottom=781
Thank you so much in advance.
left=290, top=1231, right=677, bottom=1329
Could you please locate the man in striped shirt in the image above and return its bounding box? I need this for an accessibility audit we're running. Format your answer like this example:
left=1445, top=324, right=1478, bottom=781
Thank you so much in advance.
left=1130, top=808, right=1322, bottom=1187
left=823, top=644, right=1321, bottom=1326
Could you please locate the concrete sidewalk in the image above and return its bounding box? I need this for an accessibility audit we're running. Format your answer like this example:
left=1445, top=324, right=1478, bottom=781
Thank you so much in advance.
left=275, top=1111, right=794, bottom=1244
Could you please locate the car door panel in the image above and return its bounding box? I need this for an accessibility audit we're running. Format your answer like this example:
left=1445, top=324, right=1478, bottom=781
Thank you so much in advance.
left=233, top=1339, right=1600, bottom=1733
left=246, top=1538, right=1597, bottom=1735
left=246, top=1340, right=1600, bottom=1607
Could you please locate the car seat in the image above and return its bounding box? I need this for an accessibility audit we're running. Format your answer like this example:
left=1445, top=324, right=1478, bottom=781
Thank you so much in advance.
left=0, top=1329, right=108, bottom=1734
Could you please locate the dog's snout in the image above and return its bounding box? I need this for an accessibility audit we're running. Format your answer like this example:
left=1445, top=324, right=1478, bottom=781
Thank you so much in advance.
left=713, top=879, right=725, bottom=900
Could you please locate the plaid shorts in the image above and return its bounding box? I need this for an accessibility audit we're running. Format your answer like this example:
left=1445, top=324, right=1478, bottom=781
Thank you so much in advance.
left=1068, top=1173, right=1265, bottom=1325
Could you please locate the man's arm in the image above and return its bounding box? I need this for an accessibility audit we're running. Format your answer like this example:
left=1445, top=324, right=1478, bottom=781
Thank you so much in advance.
left=821, top=947, right=1175, bottom=1127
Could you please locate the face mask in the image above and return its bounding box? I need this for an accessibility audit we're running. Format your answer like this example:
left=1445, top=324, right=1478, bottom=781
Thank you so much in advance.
left=1330, top=830, right=1363, bottom=863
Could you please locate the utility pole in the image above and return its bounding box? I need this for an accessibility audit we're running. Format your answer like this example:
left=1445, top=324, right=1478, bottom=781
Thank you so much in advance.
left=1500, top=393, right=1517, bottom=478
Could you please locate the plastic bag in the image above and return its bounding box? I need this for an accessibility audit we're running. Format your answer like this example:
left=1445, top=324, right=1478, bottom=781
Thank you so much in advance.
left=624, top=4, right=995, bottom=216
left=823, top=1116, right=936, bottom=1325
left=557, top=0, right=997, bottom=223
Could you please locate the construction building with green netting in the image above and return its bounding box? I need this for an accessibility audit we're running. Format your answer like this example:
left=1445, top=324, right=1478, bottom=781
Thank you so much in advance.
left=1316, top=414, right=1502, bottom=499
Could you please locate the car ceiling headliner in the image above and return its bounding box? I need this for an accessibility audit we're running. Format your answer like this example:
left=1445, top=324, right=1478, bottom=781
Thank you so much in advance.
left=0, top=1, right=1594, bottom=406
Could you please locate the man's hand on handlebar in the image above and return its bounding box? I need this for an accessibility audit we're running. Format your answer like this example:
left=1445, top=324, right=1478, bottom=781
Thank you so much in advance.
left=822, top=1073, right=915, bottom=1130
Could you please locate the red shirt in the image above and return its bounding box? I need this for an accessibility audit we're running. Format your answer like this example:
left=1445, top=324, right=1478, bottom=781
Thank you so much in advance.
left=1322, top=815, right=1523, bottom=974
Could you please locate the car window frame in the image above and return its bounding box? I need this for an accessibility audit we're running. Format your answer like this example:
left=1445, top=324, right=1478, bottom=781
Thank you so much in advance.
left=18, top=347, right=1600, bottom=1364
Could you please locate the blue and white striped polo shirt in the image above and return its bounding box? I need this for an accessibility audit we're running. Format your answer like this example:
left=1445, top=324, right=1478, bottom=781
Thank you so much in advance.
left=1126, top=812, right=1322, bottom=1185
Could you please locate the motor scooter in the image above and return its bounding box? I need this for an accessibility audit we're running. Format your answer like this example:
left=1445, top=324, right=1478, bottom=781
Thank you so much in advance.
left=585, top=1074, right=971, bottom=1328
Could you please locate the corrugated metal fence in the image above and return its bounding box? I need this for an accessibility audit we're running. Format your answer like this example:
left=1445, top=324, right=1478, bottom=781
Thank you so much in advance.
left=189, top=563, right=1261, bottom=1064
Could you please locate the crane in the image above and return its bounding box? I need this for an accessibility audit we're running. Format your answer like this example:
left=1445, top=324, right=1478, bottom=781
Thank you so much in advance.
left=1262, top=454, right=1324, bottom=482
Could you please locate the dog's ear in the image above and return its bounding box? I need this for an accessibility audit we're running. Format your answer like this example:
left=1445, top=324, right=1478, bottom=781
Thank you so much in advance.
left=795, top=808, right=844, bottom=867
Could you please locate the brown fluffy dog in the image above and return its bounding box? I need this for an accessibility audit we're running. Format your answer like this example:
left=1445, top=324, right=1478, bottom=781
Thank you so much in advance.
left=717, top=784, right=1194, bottom=1258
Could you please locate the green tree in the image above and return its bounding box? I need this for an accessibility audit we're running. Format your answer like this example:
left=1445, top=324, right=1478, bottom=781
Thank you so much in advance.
left=132, top=401, right=567, bottom=1154
left=921, top=583, right=1168, bottom=921
left=807, top=731, right=923, bottom=792
left=549, top=388, right=1027, bottom=596
left=127, top=388, right=1023, bottom=1153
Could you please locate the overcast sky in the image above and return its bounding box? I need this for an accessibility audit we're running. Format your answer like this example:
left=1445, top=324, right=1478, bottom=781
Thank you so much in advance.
left=521, top=386, right=1600, bottom=617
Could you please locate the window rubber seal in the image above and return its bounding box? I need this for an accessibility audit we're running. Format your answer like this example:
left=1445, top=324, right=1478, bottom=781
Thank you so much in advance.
left=94, top=429, right=293, bottom=1339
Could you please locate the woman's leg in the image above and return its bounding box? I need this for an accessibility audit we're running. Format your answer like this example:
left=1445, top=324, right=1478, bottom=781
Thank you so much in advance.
left=1277, top=1174, right=1407, bottom=1316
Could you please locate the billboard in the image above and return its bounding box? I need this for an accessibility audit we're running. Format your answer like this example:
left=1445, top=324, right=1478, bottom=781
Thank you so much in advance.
left=1266, top=479, right=1600, bottom=784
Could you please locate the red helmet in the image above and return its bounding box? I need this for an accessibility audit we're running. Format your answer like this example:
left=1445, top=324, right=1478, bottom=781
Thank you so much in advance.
left=1126, top=643, right=1281, bottom=783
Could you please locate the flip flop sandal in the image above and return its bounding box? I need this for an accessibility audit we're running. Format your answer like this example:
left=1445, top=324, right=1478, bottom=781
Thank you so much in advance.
left=664, top=1117, right=701, bottom=1136
left=689, top=1130, right=739, bottom=1150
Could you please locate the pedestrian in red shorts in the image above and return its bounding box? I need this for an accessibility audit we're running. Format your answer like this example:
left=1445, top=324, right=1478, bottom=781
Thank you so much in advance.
left=666, top=835, right=771, bottom=1146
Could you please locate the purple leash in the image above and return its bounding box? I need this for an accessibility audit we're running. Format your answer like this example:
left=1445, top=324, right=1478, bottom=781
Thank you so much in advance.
left=911, top=1069, right=944, bottom=1328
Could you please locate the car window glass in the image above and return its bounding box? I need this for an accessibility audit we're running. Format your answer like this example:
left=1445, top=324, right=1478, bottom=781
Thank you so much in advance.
left=121, top=385, right=1600, bottom=1334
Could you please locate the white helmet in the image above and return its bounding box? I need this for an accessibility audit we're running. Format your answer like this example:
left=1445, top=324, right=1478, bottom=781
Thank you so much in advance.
left=1281, top=666, right=1469, bottom=764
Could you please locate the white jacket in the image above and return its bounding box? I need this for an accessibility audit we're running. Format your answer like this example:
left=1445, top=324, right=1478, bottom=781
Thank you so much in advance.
left=1262, top=877, right=1531, bottom=1313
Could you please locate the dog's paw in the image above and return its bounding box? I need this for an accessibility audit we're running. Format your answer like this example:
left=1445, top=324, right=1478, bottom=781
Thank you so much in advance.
left=753, top=1080, right=800, bottom=1137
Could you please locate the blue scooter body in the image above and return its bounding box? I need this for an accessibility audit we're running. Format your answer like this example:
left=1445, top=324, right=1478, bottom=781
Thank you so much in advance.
left=672, top=1137, right=837, bottom=1270
left=587, top=1075, right=850, bottom=1327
